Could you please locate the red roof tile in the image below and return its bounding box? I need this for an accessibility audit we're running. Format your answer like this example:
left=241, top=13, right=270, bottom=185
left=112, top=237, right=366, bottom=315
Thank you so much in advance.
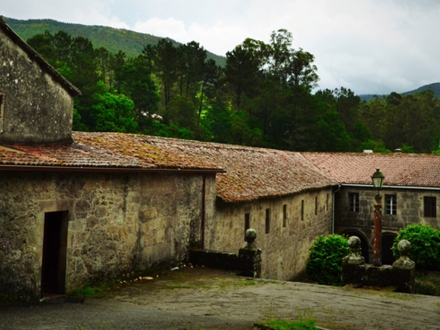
left=142, top=137, right=336, bottom=202
left=0, top=132, right=221, bottom=171
left=302, top=152, right=440, bottom=188
left=0, top=132, right=335, bottom=202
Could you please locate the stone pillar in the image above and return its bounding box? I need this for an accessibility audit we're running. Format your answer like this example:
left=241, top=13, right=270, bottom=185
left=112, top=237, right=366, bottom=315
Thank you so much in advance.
left=341, top=236, right=366, bottom=285
left=238, top=229, right=262, bottom=278
left=373, top=194, right=382, bottom=266
left=392, top=240, right=415, bottom=293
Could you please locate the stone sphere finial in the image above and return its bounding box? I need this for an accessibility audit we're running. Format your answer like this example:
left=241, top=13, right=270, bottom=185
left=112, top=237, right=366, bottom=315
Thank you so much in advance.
left=245, top=228, right=257, bottom=244
left=393, top=239, right=415, bottom=270
left=343, top=236, right=365, bottom=265
left=397, top=239, right=411, bottom=256
left=348, top=236, right=361, bottom=250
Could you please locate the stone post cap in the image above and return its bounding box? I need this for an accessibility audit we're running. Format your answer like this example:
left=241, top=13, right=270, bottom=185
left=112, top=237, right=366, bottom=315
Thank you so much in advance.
left=245, top=228, right=257, bottom=243
left=393, top=239, right=415, bottom=270
left=348, top=236, right=361, bottom=249
left=397, top=239, right=411, bottom=255
left=343, top=236, right=365, bottom=265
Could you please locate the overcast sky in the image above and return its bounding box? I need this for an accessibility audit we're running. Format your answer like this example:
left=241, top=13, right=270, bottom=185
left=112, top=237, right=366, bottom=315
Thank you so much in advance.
left=2, top=0, right=440, bottom=95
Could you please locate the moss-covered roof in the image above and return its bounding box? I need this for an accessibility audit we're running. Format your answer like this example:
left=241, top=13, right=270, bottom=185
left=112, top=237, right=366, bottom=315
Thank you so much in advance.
left=0, top=132, right=335, bottom=202
left=302, top=152, right=440, bottom=188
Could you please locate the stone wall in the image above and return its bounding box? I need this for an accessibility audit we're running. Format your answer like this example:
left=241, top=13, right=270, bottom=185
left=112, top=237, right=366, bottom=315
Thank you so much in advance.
left=0, top=171, right=215, bottom=300
left=0, top=29, right=73, bottom=144
left=205, top=188, right=333, bottom=280
left=335, top=186, right=440, bottom=262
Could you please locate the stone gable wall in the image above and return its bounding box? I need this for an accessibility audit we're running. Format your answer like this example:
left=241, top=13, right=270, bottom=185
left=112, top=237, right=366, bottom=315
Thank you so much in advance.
left=0, top=29, right=73, bottom=144
left=206, top=188, right=333, bottom=280
left=0, top=171, right=214, bottom=300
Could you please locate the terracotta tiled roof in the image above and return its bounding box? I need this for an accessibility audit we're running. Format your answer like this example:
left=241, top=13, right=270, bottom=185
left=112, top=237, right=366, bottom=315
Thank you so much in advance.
left=302, top=152, right=440, bottom=188
left=0, top=132, right=335, bottom=202
left=0, top=132, right=221, bottom=171
left=142, top=137, right=336, bottom=202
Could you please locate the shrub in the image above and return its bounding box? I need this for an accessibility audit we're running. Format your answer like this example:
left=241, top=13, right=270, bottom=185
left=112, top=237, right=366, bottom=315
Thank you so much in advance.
left=306, top=234, right=349, bottom=286
left=392, top=224, right=440, bottom=271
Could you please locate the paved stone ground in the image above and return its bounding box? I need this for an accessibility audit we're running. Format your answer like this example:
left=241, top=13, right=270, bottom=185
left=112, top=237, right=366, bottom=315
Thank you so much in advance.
left=1, top=267, right=440, bottom=330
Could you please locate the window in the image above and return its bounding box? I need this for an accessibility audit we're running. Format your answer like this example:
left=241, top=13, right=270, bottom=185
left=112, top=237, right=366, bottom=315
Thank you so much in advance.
left=326, top=194, right=329, bottom=212
left=244, top=213, right=250, bottom=240
left=0, top=93, right=4, bottom=133
left=301, top=200, right=304, bottom=221
left=265, top=209, right=270, bottom=233
left=349, top=193, right=359, bottom=212
left=314, top=196, right=318, bottom=215
left=385, top=195, right=397, bottom=215
left=283, top=204, right=287, bottom=227
left=424, top=196, right=436, bottom=218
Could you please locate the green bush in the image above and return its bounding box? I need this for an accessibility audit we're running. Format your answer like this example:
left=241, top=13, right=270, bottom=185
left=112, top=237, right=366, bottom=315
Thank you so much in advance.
left=306, top=234, right=349, bottom=286
left=392, top=224, right=440, bottom=271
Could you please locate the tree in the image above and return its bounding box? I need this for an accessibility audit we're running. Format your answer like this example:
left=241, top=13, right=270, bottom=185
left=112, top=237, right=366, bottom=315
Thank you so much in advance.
left=224, top=40, right=264, bottom=109
left=91, top=92, right=138, bottom=133
left=144, top=39, right=180, bottom=112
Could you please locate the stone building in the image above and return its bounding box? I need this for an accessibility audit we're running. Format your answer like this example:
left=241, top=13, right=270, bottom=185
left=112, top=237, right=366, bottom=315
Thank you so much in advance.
left=303, top=152, right=440, bottom=264
left=146, top=138, right=336, bottom=280
left=2, top=17, right=440, bottom=302
left=0, top=17, right=336, bottom=300
left=0, top=18, right=223, bottom=301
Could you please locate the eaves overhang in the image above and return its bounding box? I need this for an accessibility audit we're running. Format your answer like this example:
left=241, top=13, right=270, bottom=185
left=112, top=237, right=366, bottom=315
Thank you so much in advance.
left=338, top=183, right=440, bottom=191
left=0, top=164, right=225, bottom=174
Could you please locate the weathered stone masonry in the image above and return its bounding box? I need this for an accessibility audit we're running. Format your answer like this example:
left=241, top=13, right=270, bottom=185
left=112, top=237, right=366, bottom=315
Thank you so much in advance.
left=206, top=188, right=333, bottom=280
left=0, top=171, right=215, bottom=300
left=335, top=186, right=440, bottom=263
left=0, top=23, right=79, bottom=145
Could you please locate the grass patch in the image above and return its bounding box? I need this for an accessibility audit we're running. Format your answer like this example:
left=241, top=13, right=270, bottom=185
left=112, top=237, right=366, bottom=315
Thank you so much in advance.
left=259, top=318, right=318, bottom=330
left=73, top=282, right=113, bottom=298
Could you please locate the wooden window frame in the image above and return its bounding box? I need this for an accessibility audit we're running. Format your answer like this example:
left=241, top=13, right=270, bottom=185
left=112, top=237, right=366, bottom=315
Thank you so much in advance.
left=348, top=193, right=359, bottom=213
left=385, top=194, right=397, bottom=215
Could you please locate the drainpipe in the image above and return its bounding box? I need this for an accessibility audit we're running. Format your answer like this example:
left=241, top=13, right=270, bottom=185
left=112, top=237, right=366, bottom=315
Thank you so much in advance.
left=332, top=184, right=341, bottom=234
left=201, top=174, right=206, bottom=249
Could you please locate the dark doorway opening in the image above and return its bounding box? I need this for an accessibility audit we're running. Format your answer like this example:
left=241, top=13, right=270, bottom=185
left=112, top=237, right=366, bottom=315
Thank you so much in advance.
left=382, top=233, right=397, bottom=265
left=41, top=211, right=68, bottom=297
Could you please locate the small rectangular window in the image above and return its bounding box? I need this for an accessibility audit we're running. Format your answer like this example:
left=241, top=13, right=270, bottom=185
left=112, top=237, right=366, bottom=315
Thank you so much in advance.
left=385, top=195, right=397, bottom=215
left=326, top=194, right=329, bottom=211
left=244, top=213, right=250, bottom=240
left=349, top=193, right=359, bottom=212
left=265, top=208, right=270, bottom=234
left=315, top=196, right=318, bottom=215
left=283, top=204, right=287, bottom=227
left=301, top=200, right=304, bottom=221
left=0, top=93, right=5, bottom=133
left=424, top=196, right=436, bottom=218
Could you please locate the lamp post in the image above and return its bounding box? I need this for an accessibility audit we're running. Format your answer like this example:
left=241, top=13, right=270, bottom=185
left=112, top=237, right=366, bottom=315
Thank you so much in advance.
left=371, top=169, right=385, bottom=266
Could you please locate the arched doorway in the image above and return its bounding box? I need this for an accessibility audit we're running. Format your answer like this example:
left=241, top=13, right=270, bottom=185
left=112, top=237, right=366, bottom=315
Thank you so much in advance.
left=382, top=232, right=397, bottom=265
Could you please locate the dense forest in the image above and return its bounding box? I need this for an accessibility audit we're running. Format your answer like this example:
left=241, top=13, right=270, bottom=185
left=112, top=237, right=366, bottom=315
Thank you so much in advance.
left=26, top=28, right=440, bottom=153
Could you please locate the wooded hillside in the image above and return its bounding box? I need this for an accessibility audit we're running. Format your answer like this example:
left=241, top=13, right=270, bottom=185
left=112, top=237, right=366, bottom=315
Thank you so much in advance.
left=5, top=17, right=440, bottom=154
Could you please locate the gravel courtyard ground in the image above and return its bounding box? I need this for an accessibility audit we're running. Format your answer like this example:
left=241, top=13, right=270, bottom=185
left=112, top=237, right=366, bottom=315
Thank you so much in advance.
left=0, top=267, right=439, bottom=330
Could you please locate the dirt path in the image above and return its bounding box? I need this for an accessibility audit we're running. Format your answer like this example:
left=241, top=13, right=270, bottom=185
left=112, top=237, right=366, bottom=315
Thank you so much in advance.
left=1, top=267, right=440, bottom=329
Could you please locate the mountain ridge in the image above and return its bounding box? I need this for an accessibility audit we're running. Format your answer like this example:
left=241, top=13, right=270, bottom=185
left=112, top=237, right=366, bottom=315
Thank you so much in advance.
left=359, top=82, right=440, bottom=101
left=3, top=17, right=227, bottom=66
